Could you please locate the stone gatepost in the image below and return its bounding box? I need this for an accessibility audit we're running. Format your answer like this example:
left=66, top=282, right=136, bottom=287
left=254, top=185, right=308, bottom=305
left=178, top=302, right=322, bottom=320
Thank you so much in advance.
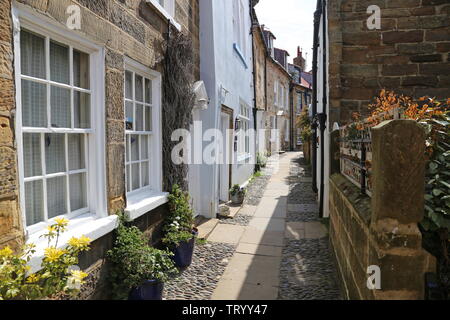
left=369, top=120, right=436, bottom=299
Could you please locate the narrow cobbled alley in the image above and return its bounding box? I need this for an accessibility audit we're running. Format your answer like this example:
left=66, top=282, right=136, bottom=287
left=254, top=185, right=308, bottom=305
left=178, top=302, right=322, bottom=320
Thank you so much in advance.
left=164, top=152, right=341, bottom=300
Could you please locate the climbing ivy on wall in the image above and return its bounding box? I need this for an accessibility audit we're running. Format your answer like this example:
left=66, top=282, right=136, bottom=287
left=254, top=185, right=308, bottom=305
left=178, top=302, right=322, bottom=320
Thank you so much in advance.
left=158, top=29, right=196, bottom=192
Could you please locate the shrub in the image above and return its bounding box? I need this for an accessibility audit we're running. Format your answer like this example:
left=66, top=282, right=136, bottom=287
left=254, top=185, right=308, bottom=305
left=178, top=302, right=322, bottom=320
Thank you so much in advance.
left=107, top=216, right=177, bottom=300
left=296, top=106, right=312, bottom=143
left=230, top=184, right=246, bottom=196
left=0, top=218, right=91, bottom=300
left=162, top=185, right=195, bottom=248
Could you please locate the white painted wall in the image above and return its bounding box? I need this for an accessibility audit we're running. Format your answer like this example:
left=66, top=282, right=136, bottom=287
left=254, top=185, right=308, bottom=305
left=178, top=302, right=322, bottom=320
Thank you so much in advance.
left=193, top=0, right=255, bottom=218
left=315, top=12, right=331, bottom=218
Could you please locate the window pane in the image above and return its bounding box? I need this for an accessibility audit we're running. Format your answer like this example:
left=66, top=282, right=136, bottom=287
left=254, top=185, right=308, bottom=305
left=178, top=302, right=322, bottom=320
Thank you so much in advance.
left=74, top=91, right=90, bottom=128
left=135, top=104, right=144, bottom=131
left=22, top=80, right=47, bottom=127
left=45, top=133, right=65, bottom=174
left=25, top=180, right=44, bottom=226
left=131, top=135, right=139, bottom=161
left=20, top=30, right=46, bottom=79
left=145, top=78, right=152, bottom=104
left=50, top=86, right=71, bottom=128
left=68, top=134, right=85, bottom=170
left=125, top=101, right=133, bottom=131
left=126, top=164, right=130, bottom=193
left=141, top=161, right=149, bottom=187
left=125, top=71, right=133, bottom=99
left=70, top=173, right=87, bottom=211
left=73, top=49, right=90, bottom=89
left=50, top=41, right=69, bottom=84
left=135, top=75, right=143, bottom=102
left=23, top=133, right=42, bottom=178
left=126, top=135, right=130, bottom=162
left=145, top=106, right=152, bottom=131
left=141, top=135, right=148, bottom=160
left=132, top=163, right=140, bottom=191
left=47, top=176, right=67, bottom=218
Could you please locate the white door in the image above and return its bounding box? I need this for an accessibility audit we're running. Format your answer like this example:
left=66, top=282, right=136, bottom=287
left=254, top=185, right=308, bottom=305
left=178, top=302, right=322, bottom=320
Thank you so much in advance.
left=219, top=113, right=230, bottom=202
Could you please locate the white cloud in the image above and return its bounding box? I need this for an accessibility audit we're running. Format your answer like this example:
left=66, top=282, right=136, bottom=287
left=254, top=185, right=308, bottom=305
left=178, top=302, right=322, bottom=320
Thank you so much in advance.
left=255, top=0, right=315, bottom=71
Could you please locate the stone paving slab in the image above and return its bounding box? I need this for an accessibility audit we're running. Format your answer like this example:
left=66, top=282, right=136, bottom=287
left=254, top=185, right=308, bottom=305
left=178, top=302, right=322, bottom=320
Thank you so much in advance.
left=254, top=197, right=287, bottom=219
left=240, top=228, right=285, bottom=247
left=248, top=217, right=286, bottom=232
left=207, top=224, right=245, bottom=244
left=236, top=243, right=283, bottom=257
left=220, top=253, right=281, bottom=287
left=285, top=222, right=306, bottom=240
left=196, top=218, right=219, bottom=239
left=239, top=205, right=257, bottom=216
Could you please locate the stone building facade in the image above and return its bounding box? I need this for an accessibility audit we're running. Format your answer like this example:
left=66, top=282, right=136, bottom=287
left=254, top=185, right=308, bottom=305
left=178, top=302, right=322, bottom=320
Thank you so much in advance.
left=0, top=0, right=199, bottom=299
left=252, top=6, right=293, bottom=156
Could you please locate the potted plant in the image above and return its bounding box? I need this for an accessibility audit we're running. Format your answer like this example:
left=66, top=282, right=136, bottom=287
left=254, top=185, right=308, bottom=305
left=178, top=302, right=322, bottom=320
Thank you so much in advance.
left=0, top=218, right=91, bottom=300
left=256, top=152, right=268, bottom=172
left=230, top=184, right=246, bottom=205
left=162, top=185, right=198, bottom=269
left=107, top=216, right=177, bottom=300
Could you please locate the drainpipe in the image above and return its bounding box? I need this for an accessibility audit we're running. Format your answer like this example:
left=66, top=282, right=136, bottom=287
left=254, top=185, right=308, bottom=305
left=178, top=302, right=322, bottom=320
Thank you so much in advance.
left=311, top=2, right=321, bottom=194
left=318, top=0, right=328, bottom=218
left=250, top=7, right=258, bottom=172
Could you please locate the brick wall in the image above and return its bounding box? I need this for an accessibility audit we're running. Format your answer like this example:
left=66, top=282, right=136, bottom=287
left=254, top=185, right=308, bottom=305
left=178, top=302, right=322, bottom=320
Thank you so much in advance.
left=328, top=0, right=450, bottom=126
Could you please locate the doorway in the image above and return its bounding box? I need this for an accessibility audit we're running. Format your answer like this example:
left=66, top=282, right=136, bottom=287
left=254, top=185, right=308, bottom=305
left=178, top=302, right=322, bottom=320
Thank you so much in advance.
left=218, top=106, right=233, bottom=202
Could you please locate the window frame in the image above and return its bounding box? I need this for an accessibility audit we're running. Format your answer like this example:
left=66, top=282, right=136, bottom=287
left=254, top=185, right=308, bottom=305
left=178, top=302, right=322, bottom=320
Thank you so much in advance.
left=13, top=6, right=107, bottom=236
left=147, top=0, right=180, bottom=31
left=124, top=57, right=163, bottom=204
left=237, top=102, right=251, bottom=159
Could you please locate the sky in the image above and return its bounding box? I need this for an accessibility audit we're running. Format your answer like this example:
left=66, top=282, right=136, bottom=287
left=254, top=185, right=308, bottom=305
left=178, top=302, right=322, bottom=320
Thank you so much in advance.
left=255, top=0, right=316, bottom=71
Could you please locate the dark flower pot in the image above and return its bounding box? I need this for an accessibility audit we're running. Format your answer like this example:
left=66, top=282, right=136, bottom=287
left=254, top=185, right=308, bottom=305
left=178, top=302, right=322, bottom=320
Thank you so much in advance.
left=128, top=280, right=164, bottom=300
left=173, top=236, right=195, bottom=268
left=231, top=193, right=245, bottom=204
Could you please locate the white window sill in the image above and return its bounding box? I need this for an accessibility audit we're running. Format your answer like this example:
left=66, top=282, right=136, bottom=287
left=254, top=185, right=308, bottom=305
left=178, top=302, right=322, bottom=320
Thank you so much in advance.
left=145, top=0, right=181, bottom=31
left=125, top=189, right=169, bottom=221
left=237, top=153, right=252, bottom=163
left=26, top=214, right=119, bottom=273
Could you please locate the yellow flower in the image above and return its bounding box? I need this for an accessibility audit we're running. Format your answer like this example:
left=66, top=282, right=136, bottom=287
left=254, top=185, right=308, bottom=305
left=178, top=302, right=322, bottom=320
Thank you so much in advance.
left=67, top=236, right=91, bottom=249
left=71, top=270, right=88, bottom=281
left=54, top=218, right=69, bottom=227
left=44, top=247, right=66, bottom=262
left=0, top=246, right=13, bottom=258
left=26, top=274, right=40, bottom=283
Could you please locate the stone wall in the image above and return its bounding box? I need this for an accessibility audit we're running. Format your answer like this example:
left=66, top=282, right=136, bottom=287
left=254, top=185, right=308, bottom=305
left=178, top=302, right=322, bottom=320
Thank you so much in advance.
left=328, top=0, right=450, bottom=126
left=0, top=0, right=23, bottom=251
left=329, top=120, right=436, bottom=300
left=252, top=25, right=266, bottom=112
left=266, top=58, right=291, bottom=152
left=0, top=0, right=199, bottom=299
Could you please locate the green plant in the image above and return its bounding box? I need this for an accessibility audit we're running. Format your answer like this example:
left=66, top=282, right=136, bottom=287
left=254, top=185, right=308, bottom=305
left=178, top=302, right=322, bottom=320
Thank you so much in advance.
left=296, top=106, right=312, bottom=143
left=107, top=216, right=177, bottom=300
left=230, top=184, right=246, bottom=196
left=162, top=185, right=195, bottom=248
left=421, top=101, right=450, bottom=234
left=0, top=218, right=91, bottom=300
left=196, top=238, right=207, bottom=246
left=256, top=152, right=267, bottom=168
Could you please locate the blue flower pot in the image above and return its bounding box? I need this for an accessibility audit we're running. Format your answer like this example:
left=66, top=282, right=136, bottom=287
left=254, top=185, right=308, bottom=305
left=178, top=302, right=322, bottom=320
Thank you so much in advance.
left=128, top=280, right=164, bottom=300
left=173, top=236, right=196, bottom=268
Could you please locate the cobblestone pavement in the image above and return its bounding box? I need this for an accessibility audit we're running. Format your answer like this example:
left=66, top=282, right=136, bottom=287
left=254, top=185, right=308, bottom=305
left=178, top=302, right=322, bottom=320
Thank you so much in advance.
left=278, top=155, right=342, bottom=300
left=163, top=242, right=235, bottom=300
